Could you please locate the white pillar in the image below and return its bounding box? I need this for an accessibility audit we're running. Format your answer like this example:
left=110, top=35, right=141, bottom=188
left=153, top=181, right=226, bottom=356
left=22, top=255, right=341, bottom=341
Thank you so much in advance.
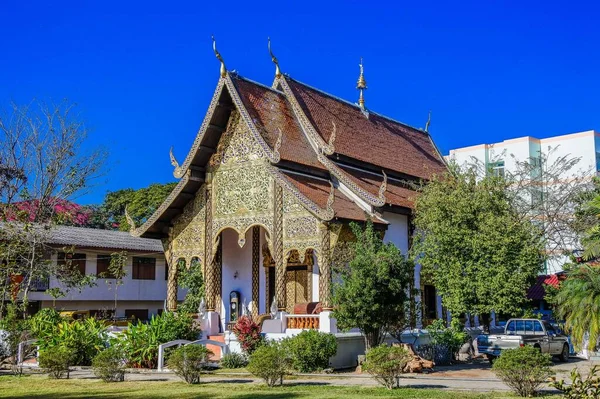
left=319, top=311, right=337, bottom=333
left=201, top=311, right=221, bottom=337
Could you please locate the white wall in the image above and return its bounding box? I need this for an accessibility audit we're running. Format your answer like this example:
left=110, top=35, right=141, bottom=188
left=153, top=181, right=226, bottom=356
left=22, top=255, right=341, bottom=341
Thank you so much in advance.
left=220, top=228, right=253, bottom=328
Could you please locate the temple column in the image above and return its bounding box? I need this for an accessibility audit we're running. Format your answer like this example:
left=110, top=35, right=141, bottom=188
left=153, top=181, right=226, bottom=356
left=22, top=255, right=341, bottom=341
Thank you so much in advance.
left=273, top=182, right=286, bottom=312
left=203, top=183, right=220, bottom=335
left=306, top=250, right=313, bottom=303
left=251, top=226, right=260, bottom=319
left=166, top=258, right=178, bottom=311
left=318, top=223, right=337, bottom=333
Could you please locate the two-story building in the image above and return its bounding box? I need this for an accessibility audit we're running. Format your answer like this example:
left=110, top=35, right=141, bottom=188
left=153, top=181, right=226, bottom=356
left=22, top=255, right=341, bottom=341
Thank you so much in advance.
left=27, top=225, right=183, bottom=320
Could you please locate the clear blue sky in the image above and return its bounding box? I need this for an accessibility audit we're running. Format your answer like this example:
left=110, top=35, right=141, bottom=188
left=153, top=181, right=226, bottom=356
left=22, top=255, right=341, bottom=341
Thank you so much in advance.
left=2, top=1, right=599, bottom=204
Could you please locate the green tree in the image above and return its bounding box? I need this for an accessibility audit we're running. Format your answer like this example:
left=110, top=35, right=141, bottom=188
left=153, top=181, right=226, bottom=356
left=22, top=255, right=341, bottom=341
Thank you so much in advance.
left=95, top=183, right=176, bottom=231
left=412, top=165, right=544, bottom=326
left=332, top=221, right=413, bottom=349
left=177, top=258, right=204, bottom=315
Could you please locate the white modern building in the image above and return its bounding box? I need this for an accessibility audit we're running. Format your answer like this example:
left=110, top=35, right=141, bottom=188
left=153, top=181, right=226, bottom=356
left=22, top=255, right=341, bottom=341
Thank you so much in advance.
left=446, top=129, right=598, bottom=273
left=27, top=225, right=184, bottom=320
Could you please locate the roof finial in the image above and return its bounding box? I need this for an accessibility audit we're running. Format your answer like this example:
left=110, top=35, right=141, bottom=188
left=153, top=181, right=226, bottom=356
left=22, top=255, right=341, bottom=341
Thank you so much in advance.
left=424, top=110, right=432, bottom=133
left=356, top=57, right=367, bottom=111
left=212, top=35, right=227, bottom=78
left=268, top=37, right=281, bottom=79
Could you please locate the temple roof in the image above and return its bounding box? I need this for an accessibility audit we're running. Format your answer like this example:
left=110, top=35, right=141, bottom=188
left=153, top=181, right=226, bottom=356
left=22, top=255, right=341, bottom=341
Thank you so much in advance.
left=135, top=70, right=447, bottom=238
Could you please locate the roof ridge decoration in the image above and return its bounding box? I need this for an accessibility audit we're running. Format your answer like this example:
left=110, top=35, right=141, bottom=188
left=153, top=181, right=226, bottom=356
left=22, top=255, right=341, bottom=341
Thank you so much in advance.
left=268, top=37, right=282, bottom=79
left=424, top=110, right=431, bottom=133
left=323, top=121, right=336, bottom=154
left=212, top=35, right=227, bottom=78
left=268, top=165, right=334, bottom=221
left=378, top=170, right=387, bottom=202
left=169, top=146, right=185, bottom=178
left=356, top=57, right=368, bottom=115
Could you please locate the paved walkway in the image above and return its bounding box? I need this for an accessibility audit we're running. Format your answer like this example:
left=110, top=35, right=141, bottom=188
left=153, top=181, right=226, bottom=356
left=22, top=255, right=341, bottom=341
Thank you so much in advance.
left=56, top=357, right=598, bottom=393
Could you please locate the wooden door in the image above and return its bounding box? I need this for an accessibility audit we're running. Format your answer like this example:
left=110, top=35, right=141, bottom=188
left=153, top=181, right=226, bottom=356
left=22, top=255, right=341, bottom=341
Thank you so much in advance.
left=285, top=266, right=308, bottom=313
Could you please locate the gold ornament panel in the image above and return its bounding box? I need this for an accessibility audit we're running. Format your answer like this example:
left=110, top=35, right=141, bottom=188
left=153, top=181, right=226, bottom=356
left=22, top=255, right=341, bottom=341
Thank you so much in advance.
left=209, top=111, right=267, bottom=167
left=213, top=165, right=273, bottom=218
left=170, top=186, right=206, bottom=265
left=282, top=188, right=321, bottom=261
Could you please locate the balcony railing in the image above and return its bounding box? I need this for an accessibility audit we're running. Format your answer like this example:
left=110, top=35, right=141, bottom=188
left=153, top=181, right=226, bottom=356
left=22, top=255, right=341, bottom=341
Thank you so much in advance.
left=286, top=314, right=320, bottom=330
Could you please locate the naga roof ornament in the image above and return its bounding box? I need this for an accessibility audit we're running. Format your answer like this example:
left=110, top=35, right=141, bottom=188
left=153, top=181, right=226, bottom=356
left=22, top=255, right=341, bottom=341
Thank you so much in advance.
left=169, top=146, right=185, bottom=178
left=378, top=170, right=388, bottom=202
left=322, top=121, right=336, bottom=155
left=268, top=37, right=282, bottom=79
left=356, top=57, right=367, bottom=112
left=212, top=35, right=227, bottom=78
left=124, top=205, right=136, bottom=233
left=424, top=110, right=431, bottom=133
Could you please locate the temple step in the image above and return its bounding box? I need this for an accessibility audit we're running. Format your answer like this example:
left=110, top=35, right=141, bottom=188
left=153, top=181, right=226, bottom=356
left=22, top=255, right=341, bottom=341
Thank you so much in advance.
left=207, top=334, right=225, bottom=360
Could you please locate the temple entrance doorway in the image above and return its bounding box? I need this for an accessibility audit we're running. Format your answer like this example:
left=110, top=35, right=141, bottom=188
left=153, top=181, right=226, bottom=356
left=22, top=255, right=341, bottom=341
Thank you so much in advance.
left=265, top=249, right=314, bottom=313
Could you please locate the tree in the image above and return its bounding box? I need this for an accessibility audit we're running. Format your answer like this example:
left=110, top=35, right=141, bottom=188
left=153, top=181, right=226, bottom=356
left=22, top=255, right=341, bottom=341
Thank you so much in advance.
left=412, top=165, right=544, bottom=326
left=93, top=183, right=176, bottom=230
left=332, top=221, right=413, bottom=349
left=177, top=258, right=204, bottom=315
left=103, top=251, right=128, bottom=314
left=0, top=100, right=106, bottom=313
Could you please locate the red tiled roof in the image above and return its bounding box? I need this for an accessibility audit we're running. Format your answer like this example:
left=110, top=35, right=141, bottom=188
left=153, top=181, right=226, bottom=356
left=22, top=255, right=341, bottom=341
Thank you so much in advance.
left=280, top=171, right=381, bottom=223
left=285, top=78, right=447, bottom=180
left=527, top=274, right=564, bottom=301
left=231, top=77, right=325, bottom=171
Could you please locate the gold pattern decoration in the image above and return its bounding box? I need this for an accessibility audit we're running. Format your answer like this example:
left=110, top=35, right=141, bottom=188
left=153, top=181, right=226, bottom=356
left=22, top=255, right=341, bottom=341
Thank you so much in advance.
left=322, top=121, right=336, bottom=155
left=212, top=35, right=227, bottom=78
left=215, top=234, right=223, bottom=311
left=204, top=184, right=217, bottom=312
left=306, top=249, right=314, bottom=302
left=170, top=187, right=206, bottom=266
left=268, top=37, right=281, bottom=79
left=251, top=226, right=260, bottom=318
left=169, top=146, right=185, bottom=179
left=167, top=258, right=182, bottom=311
left=273, top=182, right=286, bottom=311
left=318, top=223, right=332, bottom=310
left=356, top=57, right=367, bottom=111
left=210, top=111, right=267, bottom=167
left=274, top=128, right=283, bottom=161
left=124, top=205, right=136, bottom=233
left=378, top=170, right=388, bottom=203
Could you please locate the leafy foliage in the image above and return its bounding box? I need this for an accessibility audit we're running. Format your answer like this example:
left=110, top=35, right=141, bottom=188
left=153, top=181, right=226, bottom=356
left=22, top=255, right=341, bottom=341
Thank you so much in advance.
left=247, top=342, right=292, bottom=387
left=35, top=318, right=108, bottom=366
left=361, top=345, right=412, bottom=390
left=232, top=316, right=264, bottom=354
left=38, top=346, right=73, bottom=379
left=117, top=312, right=200, bottom=368
left=220, top=352, right=248, bottom=369
left=282, top=330, right=337, bottom=372
left=427, top=319, right=468, bottom=363
left=492, top=346, right=553, bottom=397
left=332, top=221, right=413, bottom=349
left=168, top=345, right=213, bottom=384
left=412, top=165, right=544, bottom=321
left=550, top=365, right=600, bottom=399
left=0, top=304, right=31, bottom=374
left=554, top=265, right=600, bottom=351
left=92, top=347, right=126, bottom=382
left=177, top=258, right=204, bottom=315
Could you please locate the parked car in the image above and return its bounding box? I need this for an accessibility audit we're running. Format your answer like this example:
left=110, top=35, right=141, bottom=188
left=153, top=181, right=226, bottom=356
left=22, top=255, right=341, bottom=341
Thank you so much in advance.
left=477, top=318, right=569, bottom=363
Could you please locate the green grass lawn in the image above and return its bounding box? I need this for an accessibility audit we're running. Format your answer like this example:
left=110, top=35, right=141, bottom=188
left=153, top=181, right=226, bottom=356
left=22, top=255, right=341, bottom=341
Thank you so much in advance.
left=0, top=375, right=521, bottom=399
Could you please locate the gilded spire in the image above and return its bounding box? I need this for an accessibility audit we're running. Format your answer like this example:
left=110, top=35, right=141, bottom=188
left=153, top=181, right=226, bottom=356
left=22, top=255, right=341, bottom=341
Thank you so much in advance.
left=356, top=57, right=367, bottom=110
left=268, top=37, right=281, bottom=79
left=212, top=35, right=227, bottom=78
left=424, top=110, right=432, bottom=133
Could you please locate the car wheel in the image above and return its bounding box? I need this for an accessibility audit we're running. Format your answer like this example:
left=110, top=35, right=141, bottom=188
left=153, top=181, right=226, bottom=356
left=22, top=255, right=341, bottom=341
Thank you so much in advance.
left=487, top=355, right=496, bottom=364
left=559, top=344, right=569, bottom=362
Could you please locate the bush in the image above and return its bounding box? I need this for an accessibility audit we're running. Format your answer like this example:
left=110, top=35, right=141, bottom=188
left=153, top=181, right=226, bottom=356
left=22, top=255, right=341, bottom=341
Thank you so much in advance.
left=38, top=346, right=72, bottom=379
left=168, top=345, right=213, bottom=384
left=492, top=346, right=553, bottom=397
left=550, top=365, right=600, bottom=398
left=29, top=308, right=64, bottom=337
left=232, top=316, right=264, bottom=354
left=426, top=319, right=468, bottom=364
left=118, top=312, right=201, bottom=368
left=36, top=317, right=107, bottom=366
left=362, top=345, right=411, bottom=390
left=283, top=330, right=337, bottom=372
left=92, top=347, right=126, bottom=382
left=220, top=352, right=248, bottom=369
left=0, top=304, right=31, bottom=374
left=247, top=342, right=292, bottom=387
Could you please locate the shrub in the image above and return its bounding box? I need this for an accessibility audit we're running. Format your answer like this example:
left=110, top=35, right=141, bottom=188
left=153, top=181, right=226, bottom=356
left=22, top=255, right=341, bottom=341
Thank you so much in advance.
left=426, top=319, right=468, bottom=364
left=221, top=352, right=248, bottom=369
left=38, top=346, right=72, bottom=379
left=232, top=316, right=264, bottom=354
left=550, top=365, right=600, bottom=398
left=492, top=346, right=553, bottom=397
left=92, top=347, right=126, bottom=382
left=36, top=317, right=107, bottom=366
left=29, top=308, right=64, bottom=337
left=118, top=312, right=201, bottom=368
left=362, top=345, right=412, bottom=390
left=247, top=342, right=292, bottom=387
left=0, top=304, right=31, bottom=375
left=283, top=330, right=337, bottom=372
left=168, top=345, right=213, bottom=384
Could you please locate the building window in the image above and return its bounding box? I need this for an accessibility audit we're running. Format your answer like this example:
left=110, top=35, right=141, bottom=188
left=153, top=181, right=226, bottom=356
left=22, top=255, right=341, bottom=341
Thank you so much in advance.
left=58, top=252, right=86, bottom=275
left=488, top=160, right=505, bottom=178
left=96, top=255, right=116, bottom=278
left=132, top=257, right=156, bottom=280
left=125, top=309, right=149, bottom=321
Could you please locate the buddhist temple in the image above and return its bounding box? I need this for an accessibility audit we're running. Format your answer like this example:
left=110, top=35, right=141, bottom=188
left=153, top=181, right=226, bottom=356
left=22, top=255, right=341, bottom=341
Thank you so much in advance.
left=133, top=39, right=447, bottom=347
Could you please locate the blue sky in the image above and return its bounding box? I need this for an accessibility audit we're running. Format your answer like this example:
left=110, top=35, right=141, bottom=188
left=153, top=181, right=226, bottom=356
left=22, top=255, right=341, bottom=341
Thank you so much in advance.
left=2, top=1, right=599, bottom=204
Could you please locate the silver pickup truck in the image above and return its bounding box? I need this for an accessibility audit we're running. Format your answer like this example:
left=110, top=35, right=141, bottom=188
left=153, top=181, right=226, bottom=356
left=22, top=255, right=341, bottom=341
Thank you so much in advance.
left=477, top=318, right=570, bottom=363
